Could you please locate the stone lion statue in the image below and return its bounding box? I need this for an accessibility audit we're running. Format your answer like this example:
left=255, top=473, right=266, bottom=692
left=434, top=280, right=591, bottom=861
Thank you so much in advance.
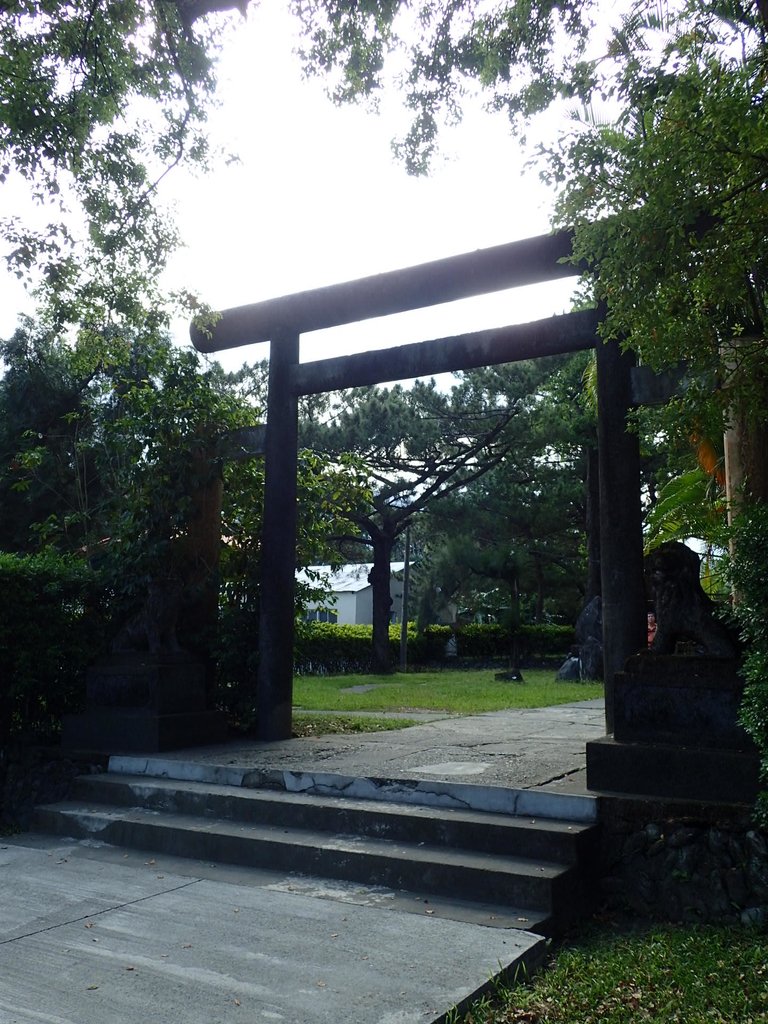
left=111, top=576, right=184, bottom=655
left=645, top=541, right=739, bottom=658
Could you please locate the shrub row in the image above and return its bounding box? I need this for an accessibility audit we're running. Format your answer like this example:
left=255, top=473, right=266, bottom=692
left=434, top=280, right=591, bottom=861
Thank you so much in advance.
left=729, top=504, right=768, bottom=826
left=293, top=621, right=576, bottom=674
left=294, top=622, right=387, bottom=675
left=0, top=551, right=110, bottom=742
left=1, top=549, right=576, bottom=739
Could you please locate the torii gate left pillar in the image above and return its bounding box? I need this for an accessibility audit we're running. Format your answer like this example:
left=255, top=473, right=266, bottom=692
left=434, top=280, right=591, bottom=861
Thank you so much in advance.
left=257, top=328, right=300, bottom=740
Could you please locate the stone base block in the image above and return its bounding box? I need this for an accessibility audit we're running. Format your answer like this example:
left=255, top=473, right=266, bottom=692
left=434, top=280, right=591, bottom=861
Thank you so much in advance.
left=62, top=708, right=228, bottom=753
left=586, top=736, right=760, bottom=805
left=613, top=655, right=751, bottom=750
left=86, top=653, right=206, bottom=714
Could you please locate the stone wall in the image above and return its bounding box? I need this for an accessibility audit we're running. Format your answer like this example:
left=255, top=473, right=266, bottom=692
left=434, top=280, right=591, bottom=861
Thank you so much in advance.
left=0, top=746, right=106, bottom=832
left=598, top=796, right=768, bottom=927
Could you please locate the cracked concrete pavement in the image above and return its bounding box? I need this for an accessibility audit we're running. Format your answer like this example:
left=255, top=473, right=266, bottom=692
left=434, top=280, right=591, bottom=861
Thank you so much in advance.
left=153, top=699, right=607, bottom=794
left=0, top=703, right=607, bottom=1024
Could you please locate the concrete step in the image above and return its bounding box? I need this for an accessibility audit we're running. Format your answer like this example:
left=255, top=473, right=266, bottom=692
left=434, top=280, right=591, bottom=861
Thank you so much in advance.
left=69, top=773, right=595, bottom=864
left=31, top=770, right=599, bottom=936
left=34, top=800, right=570, bottom=906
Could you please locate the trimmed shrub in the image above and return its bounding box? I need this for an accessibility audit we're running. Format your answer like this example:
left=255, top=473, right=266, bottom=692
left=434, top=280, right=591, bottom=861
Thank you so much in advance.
left=292, top=621, right=576, bottom=674
left=295, top=622, right=380, bottom=675
left=455, top=623, right=509, bottom=658
left=518, top=623, right=576, bottom=660
left=728, top=503, right=768, bottom=824
left=407, top=624, right=452, bottom=664
left=0, top=551, right=109, bottom=742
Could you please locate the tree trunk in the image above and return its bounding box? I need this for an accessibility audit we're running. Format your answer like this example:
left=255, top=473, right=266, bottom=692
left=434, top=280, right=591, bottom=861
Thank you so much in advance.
left=368, top=529, right=396, bottom=675
left=533, top=554, right=545, bottom=622
left=725, top=409, right=768, bottom=513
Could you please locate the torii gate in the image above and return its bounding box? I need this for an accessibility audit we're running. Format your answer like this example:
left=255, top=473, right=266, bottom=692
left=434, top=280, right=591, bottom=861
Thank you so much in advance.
left=191, top=229, right=647, bottom=741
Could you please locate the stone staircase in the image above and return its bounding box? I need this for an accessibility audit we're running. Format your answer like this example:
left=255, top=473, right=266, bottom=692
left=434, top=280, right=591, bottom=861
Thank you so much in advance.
left=31, top=758, right=600, bottom=937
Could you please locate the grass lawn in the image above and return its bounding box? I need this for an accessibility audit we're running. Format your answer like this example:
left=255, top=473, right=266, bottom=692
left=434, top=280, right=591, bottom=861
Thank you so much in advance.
left=293, top=667, right=602, bottom=715
left=291, top=714, right=420, bottom=737
left=458, top=922, right=768, bottom=1023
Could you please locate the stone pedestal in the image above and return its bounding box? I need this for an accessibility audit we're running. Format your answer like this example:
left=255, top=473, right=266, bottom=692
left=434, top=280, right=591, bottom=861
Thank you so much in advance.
left=587, top=655, right=760, bottom=804
left=62, top=653, right=227, bottom=753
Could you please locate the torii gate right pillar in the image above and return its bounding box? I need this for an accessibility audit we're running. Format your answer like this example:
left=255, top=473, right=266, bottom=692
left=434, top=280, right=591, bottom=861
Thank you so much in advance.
left=594, top=337, right=647, bottom=734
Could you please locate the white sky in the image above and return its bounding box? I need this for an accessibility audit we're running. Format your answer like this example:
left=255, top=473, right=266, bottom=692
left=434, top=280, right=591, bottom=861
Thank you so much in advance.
left=1, top=2, right=579, bottom=374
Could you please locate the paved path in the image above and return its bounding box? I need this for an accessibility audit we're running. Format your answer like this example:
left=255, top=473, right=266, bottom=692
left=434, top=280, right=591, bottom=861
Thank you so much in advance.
left=1, top=837, right=545, bottom=1024
left=161, top=698, right=607, bottom=794
left=1, top=699, right=606, bottom=1024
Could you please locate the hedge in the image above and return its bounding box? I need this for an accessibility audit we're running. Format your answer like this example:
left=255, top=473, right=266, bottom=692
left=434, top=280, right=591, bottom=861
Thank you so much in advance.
left=294, top=622, right=398, bottom=674
left=0, top=551, right=110, bottom=742
left=293, top=621, right=576, bottom=674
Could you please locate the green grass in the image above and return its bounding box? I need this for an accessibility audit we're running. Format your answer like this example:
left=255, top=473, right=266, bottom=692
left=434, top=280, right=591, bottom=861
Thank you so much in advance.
left=291, top=714, right=419, bottom=737
left=458, top=923, right=768, bottom=1023
left=293, top=668, right=602, bottom=715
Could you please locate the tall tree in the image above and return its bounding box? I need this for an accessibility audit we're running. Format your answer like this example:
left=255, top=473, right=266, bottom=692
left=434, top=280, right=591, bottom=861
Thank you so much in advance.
left=1, top=0, right=245, bottom=329
left=295, top=1, right=768, bottom=500
left=302, top=361, right=561, bottom=672
left=419, top=353, right=593, bottom=628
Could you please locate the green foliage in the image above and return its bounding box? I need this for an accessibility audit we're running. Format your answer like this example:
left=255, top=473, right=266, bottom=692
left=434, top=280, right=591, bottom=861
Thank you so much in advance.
left=0, top=550, right=109, bottom=741
left=455, top=623, right=510, bottom=658
left=546, top=7, right=768, bottom=469
left=407, top=624, right=452, bottom=664
left=0, top=0, right=235, bottom=328
left=644, top=468, right=726, bottom=553
left=295, top=0, right=593, bottom=173
left=416, top=356, right=593, bottom=629
left=294, top=622, right=394, bottom=675
left=301, top=373, right=546, bottom=673
left=457, top=923, right=768, bottom=1023
left=519, top=623, right=576, bottom=659
left=729, top=502, right=768, bottom=824
left=0, top=331, right=372, bottom=733
left=293, top=621, right=574, bottom=675
left=453, top=623, right=574, bottom=659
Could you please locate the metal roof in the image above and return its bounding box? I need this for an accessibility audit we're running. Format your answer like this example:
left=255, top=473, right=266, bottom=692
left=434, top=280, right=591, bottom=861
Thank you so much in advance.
left=296, top=563, right=406, bottom=594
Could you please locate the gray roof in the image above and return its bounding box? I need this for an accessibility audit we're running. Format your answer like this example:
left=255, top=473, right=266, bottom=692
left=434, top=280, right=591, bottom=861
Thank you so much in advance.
left=296, top=563, right=406, bottom=594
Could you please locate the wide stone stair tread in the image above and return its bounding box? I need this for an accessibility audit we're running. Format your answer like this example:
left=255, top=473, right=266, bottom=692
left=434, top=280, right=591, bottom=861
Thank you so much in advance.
left=31, top=769, right=598, bottom=937
left=34, top=802, right=569, bottom=896
left=67, top=773, right=592, bottom=861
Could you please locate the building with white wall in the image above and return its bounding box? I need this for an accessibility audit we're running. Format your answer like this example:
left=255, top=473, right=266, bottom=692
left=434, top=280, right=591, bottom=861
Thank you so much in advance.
left=296, top=563, right=405, bottom=625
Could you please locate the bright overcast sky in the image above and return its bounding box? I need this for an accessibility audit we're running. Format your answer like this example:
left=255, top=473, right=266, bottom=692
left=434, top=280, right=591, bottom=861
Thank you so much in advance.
left=1, top=1, right=579, bottom=373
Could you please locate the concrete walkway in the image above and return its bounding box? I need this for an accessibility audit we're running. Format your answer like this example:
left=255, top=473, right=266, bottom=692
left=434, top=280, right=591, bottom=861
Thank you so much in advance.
left=158, top=698, right=607, bottom=794
left=1, top=698, right=606, bottom=1024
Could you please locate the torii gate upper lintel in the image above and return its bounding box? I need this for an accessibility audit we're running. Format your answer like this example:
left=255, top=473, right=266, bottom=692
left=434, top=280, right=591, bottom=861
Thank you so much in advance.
left=191, top=229, right=646, bottom=742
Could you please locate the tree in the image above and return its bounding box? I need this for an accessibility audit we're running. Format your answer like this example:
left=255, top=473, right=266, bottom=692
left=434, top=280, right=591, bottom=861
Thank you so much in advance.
left=302, top=361, right=563, bottom=672
left=293, top=0, right=594, bottom=174
left=0, top=325, right=105, bottom=552
left=419, top=354, right=593, bottom=629
left=0, top=325, right=244, bottom=557
left=295, top=1, right=767, bottom=496
left=1, top=0, right=245, bottom=329
left=548, top=5, right=768, bottom=508
left=0, top=328, right=367, bottom=718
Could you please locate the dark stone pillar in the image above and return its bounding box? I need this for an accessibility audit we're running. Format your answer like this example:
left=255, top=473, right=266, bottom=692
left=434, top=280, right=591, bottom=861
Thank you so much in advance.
left=595, top=339, right=646, bottom=733
left=257, top=330, right=300, bottom=740
left=585, top=443, right=601, bottom=603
